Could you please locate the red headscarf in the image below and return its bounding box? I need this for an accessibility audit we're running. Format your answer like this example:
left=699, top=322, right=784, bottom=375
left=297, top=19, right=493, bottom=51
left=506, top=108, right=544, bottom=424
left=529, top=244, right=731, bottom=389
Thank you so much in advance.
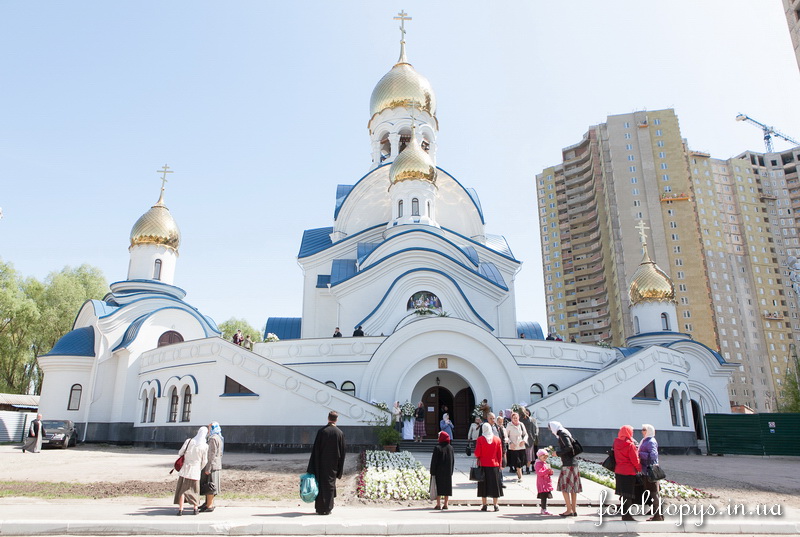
left=617, top=425, right=634, bottom=441
left=438, top=431, right=451, bottom=443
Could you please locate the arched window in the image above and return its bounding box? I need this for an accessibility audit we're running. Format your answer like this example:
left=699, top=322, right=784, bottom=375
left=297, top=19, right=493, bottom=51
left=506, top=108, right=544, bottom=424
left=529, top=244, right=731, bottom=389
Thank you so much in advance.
left=426, top=201, right=431, bottom=217
left=168, top=387, right=179, bottom=423
left=341, top=381, right=355, bottom=397
left=149, top=391, right=157, bottom=423
left=680, top=393, right=688, bottom=426
left=411, top=198, right=420, bottom=216
left=141, top=391, right=149, bottom=423
left=547, top=384, right=560, bottom=395
left=325, top=381, right=337, bottom=389
left=68, top=384, right=82, bottom=410
left=398, top=200, right=404, bottom=218
left=379, top=135, right=391, bottom=162
left=153, top=259, right=162, bottom=280
left=669, top=391, right=679, bottom=426
left=158, top=331, right=184, bottom=347
left=181, top=386, right=192, bottom=422
left=633, top=316, right=640, bottom=334
left=661, top=313, right=670, bottom=331
left=530, top=383, right=544, bottom=402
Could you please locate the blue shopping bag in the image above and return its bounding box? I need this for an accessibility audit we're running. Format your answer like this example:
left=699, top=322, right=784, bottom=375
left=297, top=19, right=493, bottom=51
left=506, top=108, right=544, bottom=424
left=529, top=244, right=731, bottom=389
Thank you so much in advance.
left=299, top=473, right=318, bottom=503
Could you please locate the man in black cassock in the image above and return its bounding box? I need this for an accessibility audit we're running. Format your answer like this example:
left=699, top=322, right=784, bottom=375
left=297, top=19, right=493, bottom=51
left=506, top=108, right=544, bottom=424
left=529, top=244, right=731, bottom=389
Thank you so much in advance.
left=307, top=410, right=346, bottom=515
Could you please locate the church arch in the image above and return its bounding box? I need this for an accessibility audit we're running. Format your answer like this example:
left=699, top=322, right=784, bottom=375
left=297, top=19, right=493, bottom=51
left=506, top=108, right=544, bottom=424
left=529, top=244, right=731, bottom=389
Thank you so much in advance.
left=341, top=381, right=355, bottom=397
left=140, top=389, right=149, bottom=423
left=661, top=313, right=670, bottom=331
left=530, top=383, right=544, bottom=402
left=148, top=389, right=157, bottom=422
left=633, top=316, right=640, bottom=334
left=158, top=330, right=184, bottom=347
left=153, top=259, right=162, bottom=280
left=168, top=387, right=179, bottom=422
left=547, top=383, right=560, bottom=396
left=67, top=384, right=82, bottom=411
left=181, top=385, right=192, bottom=422
left=412, top=198, right=420, bottom=216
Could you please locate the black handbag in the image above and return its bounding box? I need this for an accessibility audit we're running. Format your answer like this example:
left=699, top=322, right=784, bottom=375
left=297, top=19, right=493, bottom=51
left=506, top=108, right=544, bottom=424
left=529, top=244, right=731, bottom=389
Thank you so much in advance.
left=647, top=464, right=666, bottom=481
left=465, top=441, right=473, bottom=457
left=469, top=464, right=485, bottom=482
left=601, top=449, right=616, bottom=471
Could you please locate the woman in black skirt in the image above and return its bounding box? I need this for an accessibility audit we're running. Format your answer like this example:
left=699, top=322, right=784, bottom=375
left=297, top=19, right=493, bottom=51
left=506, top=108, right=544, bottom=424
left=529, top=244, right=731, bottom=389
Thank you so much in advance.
left=430, top=431, right=455, bottom=510
left=474, top=423, right=503, bottom=511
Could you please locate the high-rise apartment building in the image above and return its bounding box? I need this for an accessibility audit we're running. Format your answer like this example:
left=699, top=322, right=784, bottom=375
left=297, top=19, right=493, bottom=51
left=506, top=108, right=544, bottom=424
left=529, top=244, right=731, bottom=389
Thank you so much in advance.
left=783, top=0, right=800, bottom=72
left=537, top=108, right=800, bottom=412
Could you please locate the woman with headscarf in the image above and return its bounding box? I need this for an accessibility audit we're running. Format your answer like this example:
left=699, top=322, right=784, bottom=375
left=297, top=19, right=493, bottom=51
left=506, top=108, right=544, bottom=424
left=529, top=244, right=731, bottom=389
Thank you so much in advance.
left=639, top=423, right=663, bottom=521
left=414, top=402, right=426, bottom=442
left=439, top=413, right=454, bottom=439
left=520, top=407, right=538, bottom=475
left=173, top=426, right=209, bottom=516
left=613, top=424, right=642, bottom=522
left=430, top=431, right=455, bottom=510
left=505, top=411, right=528, bottom=483
left=200, top=422, right=224, bottom=512
left=392, top=402, right=402, bottom=433
left=549, top=421, right=582, bottom=517
left=474, top=422, right=503, bottom=511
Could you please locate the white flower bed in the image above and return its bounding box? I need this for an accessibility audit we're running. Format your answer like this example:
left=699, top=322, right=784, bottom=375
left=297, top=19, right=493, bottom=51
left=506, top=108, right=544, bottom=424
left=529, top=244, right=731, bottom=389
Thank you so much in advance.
left=358, top=450, right=431, bottom=500
left=548, top=457, right=710, bottom=499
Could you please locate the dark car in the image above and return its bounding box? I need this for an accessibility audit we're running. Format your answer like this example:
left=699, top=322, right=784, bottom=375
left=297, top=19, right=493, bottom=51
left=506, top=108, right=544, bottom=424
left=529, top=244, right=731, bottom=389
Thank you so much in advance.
left=41, top=420, right=77, bottom=449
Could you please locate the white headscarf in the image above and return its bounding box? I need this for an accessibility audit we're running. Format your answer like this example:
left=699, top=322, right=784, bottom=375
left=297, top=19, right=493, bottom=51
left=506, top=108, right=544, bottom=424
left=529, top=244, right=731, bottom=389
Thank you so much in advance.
left=191, top=426, right=209, bottom=447
left=642, top=424, right=656, bottom=438
left=481, top=422, right=494, bottom=442
left=548, top=420, right=571, bottom=437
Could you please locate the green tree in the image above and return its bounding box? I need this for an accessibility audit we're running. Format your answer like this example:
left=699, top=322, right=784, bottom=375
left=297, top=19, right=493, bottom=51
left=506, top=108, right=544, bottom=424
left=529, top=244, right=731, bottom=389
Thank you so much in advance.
left=0, top=260, right=40, bottom=393
left=218, top=318, right=263, bottom=344
left=778, top=367, right=800, bottom=413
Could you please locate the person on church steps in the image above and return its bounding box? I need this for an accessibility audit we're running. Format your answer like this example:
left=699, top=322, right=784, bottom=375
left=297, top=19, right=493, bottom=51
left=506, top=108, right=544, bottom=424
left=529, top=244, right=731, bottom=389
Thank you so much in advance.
left=430, top=431, right=454, bottom=510
left=439, top=413, right=454, bottom=439
left=505, top=411, right=528, bottom=483
left=174, top=426, right=208, bottom=516
left=352, top=325, right=364, bottom=337
left=414, top=401, right=426, bottom=442
left=22, top=414, right=45, bottom=453
left=199, top=422, right=224, bottom=513
left=307, top=411, right=346, bottom=515
left=232, top=329, right=243, bottom=345
left=549, top=421, right=582, bottom=517
left=520, top=407, right=538, bottom=475
left=332, top=327, right=342, bottom=337
left=613, top=425, right=642, bottom=522
left=474, top=422, right=503, bottom=511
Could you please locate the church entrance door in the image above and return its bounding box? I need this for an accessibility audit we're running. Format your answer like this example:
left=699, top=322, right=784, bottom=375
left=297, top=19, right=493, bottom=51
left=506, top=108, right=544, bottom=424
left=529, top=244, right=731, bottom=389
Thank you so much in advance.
left=453, top=388, right=476, bottom=439
left=422, top=387, right=453, bottom=439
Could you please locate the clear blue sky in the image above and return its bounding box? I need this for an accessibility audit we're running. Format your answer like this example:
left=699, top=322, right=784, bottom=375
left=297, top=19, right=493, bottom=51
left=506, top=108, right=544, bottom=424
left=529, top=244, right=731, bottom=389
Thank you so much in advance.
left=2, top=1, right=799, bottom=332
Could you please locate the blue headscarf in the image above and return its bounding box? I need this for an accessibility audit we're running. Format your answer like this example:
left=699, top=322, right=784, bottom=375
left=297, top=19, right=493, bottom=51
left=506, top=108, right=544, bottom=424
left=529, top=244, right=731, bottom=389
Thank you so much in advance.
left=209, top=421, right=224, bottom=452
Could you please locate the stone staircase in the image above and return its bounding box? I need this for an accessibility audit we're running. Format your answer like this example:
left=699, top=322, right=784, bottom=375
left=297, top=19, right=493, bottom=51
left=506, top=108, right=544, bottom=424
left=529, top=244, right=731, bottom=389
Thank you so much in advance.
left=398, top=438, right=471, bottom=454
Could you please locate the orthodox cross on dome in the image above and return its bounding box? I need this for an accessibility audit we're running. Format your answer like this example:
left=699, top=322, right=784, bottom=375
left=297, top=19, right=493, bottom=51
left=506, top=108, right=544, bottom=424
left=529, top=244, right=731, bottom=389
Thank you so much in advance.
left=394, top=10, right=411, bottom=41
left=154, top=164, right=173, bottom=206
left=635, top=220, right=651, bottom=257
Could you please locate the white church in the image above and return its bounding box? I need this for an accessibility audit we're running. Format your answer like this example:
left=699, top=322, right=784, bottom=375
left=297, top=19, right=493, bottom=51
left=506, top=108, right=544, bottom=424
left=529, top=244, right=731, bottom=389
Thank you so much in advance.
left=37, top=18, right=734, bottom=452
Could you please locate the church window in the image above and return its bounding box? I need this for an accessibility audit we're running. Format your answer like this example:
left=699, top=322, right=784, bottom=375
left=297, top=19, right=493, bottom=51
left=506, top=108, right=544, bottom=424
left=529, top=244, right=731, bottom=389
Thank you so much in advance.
left=158, top=331, right=184, bottom=347
left=168, top=388, right=179, bottom=422
left=427, top=201, right=431, bottom=217
left=680, top=393, right=688, bottom=426
left=530, top=383, right=544, bottom=402
left=547, top=384, right=559, bottom=395
left=669, top=391, right=679, bottom=425
left=661, top=313, right=670, bottom=330
left=68, top=384, right=82, bottom=411
left=224, top=376, right=256, bottom=395
left=341, top=381, right=355, bottom=397
left=379, top=135, right=390, bottom=162
left=398, top=200, right=403, bottom=218
left=633, top=316, right=640, bottom=334
left=153, top=259, right=162, bottom=280
left=181, top=386, right=192, bottom=422
left=141, top=391, right=149, bottom=423
left=149, top=392, right=157, bottom=422
left=412, top=198, right=419, bottom=216
left=634, top=380, right=657, bottom=399
left=325, top=381, right=337, bottom=389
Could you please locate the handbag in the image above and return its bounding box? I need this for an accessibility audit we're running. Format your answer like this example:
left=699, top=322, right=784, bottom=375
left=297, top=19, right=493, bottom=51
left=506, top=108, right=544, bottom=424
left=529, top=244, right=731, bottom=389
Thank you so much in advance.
left=601, top=449, right=616, bottom=471
left=570, top=436, right=584, bottom=456
left=468, top=463, right=485, bottom=482
left=429, top=476, right=437, bottom=498
left=647, top=464, right=666, bottom=481
left=170, top=455, right=184, bottom=474
left=465, top=441, right=473, bottom=457
left=299, top=473, right=319, bottom=503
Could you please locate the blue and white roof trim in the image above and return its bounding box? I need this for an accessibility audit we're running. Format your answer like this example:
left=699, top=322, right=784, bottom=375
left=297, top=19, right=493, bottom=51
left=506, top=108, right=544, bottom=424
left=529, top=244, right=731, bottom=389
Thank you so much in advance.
left=316, top=275, right=332, bottom=288
left=299, top=227, right=334, bottom=258
left=357, top=242, right=382, bottom=265
left=265, top=317, right=301, bottom=340
left=43, top=326, right=95, bottom=357
left=334, top=184, right=355, bottom=217
left=516, top=322, right=544, bottom=340
left=112, top=306, right=220, bottom=352
left=478, top=262, right=506, bottom=288
left=459, top=246, right=479, bottom=266
left=484, top=234, right=514, bottom=259
left=331, top=259, right=358, bottom=285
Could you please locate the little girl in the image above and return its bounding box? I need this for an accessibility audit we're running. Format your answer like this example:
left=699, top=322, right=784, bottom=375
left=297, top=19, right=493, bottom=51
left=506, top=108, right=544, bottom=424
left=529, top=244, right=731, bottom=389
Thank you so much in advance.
left=534, top=448, right=554, bottom=515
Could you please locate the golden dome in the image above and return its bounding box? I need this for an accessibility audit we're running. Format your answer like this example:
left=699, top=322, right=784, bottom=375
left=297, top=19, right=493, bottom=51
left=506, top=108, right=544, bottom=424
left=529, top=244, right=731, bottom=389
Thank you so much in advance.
left=129, top=190, right=181, bottom=251
left=389, top=127, right=436, bottom=185
left=370, top=42, right=437, bottom=120
left=629, top=249, right=675, bottom=304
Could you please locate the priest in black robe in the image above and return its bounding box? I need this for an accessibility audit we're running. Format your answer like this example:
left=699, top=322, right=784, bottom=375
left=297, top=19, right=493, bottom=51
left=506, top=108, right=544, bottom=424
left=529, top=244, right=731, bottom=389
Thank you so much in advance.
left=307, top=410, right=346, bottom=515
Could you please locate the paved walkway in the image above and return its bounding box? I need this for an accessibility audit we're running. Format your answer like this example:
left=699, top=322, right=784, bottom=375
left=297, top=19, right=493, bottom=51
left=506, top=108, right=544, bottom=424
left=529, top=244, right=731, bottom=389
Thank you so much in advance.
left=0, top=451, right=798, bottom=535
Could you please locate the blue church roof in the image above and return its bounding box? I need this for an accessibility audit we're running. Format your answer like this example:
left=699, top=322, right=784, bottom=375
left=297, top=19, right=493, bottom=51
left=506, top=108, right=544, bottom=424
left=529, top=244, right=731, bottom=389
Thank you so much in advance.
left=331, top=259, right=358, bottom=285
left=299, top=227, right=334, bottom=258
left=44, top=326, right=96, bottom=357
left=459, top=246, right=479, bottom=266
left=478, top=262, right=506, bottom=287
left=357, top=242, right=382, bottom=264
left=316, top=275, right=331, bottom=288
left=335, top=185, right=354, bottom=217
left=265, top=317, right=301, bottom=340
left=485, top=234, right=514, bottom=258
left=516, top=322, right=544, bottom=340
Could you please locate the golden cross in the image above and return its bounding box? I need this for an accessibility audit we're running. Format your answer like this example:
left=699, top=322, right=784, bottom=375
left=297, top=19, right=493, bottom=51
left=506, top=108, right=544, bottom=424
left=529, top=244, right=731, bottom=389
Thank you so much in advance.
left=635, top=220, right=650, bottom=246
left=393, top=10, right=411, bottom=40
left=156, top=164, right=173, bottom=190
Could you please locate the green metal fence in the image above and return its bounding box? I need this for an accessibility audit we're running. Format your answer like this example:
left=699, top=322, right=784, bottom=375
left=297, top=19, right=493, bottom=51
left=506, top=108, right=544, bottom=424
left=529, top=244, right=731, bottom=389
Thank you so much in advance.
left=705, top=413, right=800, bottom=456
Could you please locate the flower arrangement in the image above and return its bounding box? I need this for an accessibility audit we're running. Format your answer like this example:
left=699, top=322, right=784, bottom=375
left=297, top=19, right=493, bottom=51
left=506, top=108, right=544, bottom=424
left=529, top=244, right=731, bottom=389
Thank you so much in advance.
left=264, top=333, right=280, bottom=343
left=373, top=401, right=389, bottom=412
left=357, top=450, right=431, bottom=500
left=400, top=401, right=415, bottom=419
left=547, top=456, right=710, bottom=499
left=510, top=402, right=528, bottom=415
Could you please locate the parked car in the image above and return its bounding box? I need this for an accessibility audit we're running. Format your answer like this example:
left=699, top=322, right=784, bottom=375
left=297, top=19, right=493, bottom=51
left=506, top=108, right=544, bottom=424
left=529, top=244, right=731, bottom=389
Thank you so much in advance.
left=41, top=420, right=77, bottom=449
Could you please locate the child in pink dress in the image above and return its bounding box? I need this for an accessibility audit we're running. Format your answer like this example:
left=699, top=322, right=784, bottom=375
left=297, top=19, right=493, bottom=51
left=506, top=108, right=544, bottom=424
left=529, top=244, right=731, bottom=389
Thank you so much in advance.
left=534, top=448, right=554, bottom=515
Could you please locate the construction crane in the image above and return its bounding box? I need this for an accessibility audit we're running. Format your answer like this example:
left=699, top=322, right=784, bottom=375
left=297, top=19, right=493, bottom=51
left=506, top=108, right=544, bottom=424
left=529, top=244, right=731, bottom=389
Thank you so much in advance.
left=735, top=113, right=800, bottom=153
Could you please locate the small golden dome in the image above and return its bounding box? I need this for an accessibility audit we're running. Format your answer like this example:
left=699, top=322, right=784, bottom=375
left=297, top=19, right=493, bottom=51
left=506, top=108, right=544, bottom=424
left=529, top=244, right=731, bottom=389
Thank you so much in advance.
left=129, top=191, right=181, bottom=251
left=370, top=42, right=437, bottom=120
left=629, top=249, right=675, bottom=304
left=389, top=128, right=436, bottom=185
